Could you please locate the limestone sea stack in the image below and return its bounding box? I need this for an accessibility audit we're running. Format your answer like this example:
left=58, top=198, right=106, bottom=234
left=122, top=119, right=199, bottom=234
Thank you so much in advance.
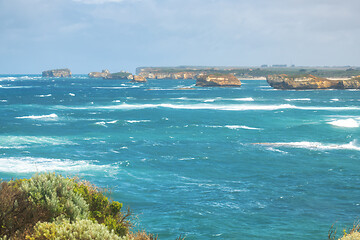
left=42, top=69, right=72, bottom=77
left=88, top=69, right=110, bottom=78
left=196, top=74, right=241, bottom=87
left=131, top=75, right=147, bottom=82
left=267, top=74, right=360, bottom=90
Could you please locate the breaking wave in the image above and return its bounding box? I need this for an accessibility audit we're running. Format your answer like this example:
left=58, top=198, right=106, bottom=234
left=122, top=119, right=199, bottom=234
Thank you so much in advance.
left=328, top=118, right=359, bottom=128
left=255, top=140, right=360, bottom=151
left=16, top=113, right=58, bottom=120
left=0, top=157, right=118, bottom=173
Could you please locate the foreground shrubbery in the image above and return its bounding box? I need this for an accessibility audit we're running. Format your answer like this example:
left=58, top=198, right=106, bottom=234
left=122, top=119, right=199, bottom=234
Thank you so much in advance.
left=0, top=173, right=159, bottom=240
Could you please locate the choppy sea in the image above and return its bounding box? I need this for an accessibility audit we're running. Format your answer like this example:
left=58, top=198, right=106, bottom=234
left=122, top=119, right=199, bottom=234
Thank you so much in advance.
left=1, top=74, right=360, bottom=239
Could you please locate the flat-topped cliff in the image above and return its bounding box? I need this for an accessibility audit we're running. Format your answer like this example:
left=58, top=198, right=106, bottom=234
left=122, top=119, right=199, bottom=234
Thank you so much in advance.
left=267, top=74, right=360, bottom=89
left=42, top=69, right=71, bottom=77
left=88, top=69, right=110, bottom=78
left=196, top=74, right=241, bottom=87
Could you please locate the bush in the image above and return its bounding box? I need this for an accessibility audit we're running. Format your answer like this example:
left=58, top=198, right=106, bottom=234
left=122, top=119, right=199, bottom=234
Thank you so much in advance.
left=0, top=181, right=50, bottom=239
left=27, top=219, right=129, bottom=240
left=20, top=173, right=89, bottom=222
left=73, top=180, right=130, bottom=236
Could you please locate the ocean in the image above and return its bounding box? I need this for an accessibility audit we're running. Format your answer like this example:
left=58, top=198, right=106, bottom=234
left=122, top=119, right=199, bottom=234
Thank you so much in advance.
left=1, top=74, right=360, bottom=239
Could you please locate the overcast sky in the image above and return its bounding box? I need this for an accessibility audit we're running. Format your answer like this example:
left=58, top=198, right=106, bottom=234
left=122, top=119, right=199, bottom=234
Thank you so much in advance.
left=1, top=0, right=359, bottom=74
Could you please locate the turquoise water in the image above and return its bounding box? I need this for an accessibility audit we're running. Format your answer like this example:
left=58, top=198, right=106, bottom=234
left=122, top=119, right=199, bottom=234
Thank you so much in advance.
left=1, top=74, right=360, bottom=239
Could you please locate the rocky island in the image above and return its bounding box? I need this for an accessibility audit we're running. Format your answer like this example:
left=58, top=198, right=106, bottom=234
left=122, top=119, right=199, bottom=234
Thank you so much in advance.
left=267, top=74, right=360, bottom=90
left=196, top=74, right=241, bottom=87
left=131, top=75, right=147, bottom=82
left=42, top=68, right=72, bottom=77
left=88, top=69, right=110, bottom=78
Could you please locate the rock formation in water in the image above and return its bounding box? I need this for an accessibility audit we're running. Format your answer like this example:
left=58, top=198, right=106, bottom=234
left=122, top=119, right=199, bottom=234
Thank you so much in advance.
left=104, top=71, right=133, bottom=80
left=130, top=75, right=147, bottom=82
left=267, top=74, right=360, bottom=90
left=196, top=74, right=241, bottom=87
left=88, top=69, right=110, bottom=78
left=42, top=69, right=72, bottom=77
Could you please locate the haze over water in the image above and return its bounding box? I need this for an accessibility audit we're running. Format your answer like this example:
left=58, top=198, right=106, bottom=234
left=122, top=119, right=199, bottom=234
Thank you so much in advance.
left=1, top=75, right=360, bottom=239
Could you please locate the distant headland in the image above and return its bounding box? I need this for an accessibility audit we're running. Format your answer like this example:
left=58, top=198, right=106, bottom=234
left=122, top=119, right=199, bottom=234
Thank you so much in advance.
left=41, top=65, right=360, bottom=89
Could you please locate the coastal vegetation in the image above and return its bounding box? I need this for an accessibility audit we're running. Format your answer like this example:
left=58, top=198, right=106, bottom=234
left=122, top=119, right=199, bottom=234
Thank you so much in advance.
left=136, top=66, right=360, bottom=79
left=0, top=173, right=160, bottom=240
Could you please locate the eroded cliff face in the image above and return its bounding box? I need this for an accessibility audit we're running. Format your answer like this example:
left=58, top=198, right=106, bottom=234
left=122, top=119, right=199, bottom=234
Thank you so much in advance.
left=42, top=69, right=71, bottom=77
left=88, top=70, right=110, bottom=78
left=267, top=74, right=360, bottom=89
left=196, top=74, right=241, bottom=87
left=131, top=75, right=147, bottom=82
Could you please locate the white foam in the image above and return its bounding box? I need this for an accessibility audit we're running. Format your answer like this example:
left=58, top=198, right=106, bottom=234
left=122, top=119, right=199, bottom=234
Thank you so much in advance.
left=255, top=140, right=360, bottom=151
left=112, top=100, right=121, bottom=103
left=16, top=113, right=58, bottom=120
left=126, top=120, right=151, bottom=123
left=36, top=94, right=52, bottom=97
left=285, top=98, right=311, bottom=101
left=69, top=93, right=75, bottom=96
left=208, top=125, right=261, bottom=130
left=232, top=97, right=255, bottom=101
left=98, top=103, right=297, bottom=111
left=224, top=125, right=262, bottom=130
left=0, top=100, right=7, bottom=102
left=64, top=103, right=360, bottom=112
left=0, top=136, right=73, bottom=148
left=95, top=121, right=107, bottom=127
left=0, top=157, right=117, bottom=173
left=331, top=98, right=340, bottom=102
left=0, top=77, right=16, bottom=81
left=328, top=118, right=359, bottom=128
left=107, top=120, right=118, bottom=124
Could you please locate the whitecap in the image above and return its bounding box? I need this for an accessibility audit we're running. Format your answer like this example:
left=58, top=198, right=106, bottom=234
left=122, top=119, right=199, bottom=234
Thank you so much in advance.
left=95, top=121, right=107, bottom=127
left=254, top=140, right=360, bottom=151
left=106, top=120, right=118, bottom=124
left=16, top=113, right=58, bottom=120
left=69, top=93, right=75, bottom=96
left=0, top=100, right=7, bottom=102
left=232, top=97, right=255, bottom=101
left=285, top=98, right=311, bottom=101
left=331, top=98, right=340, bottom=102
left=0, top=157, right=117, bottom=173
left=328, top=118, right=359, bottom=128
left=126, top=120, right=151, bottom=123
left=224, top=125, right=262, bottom=130
left=0, top=136, right=73, bottom=148
left=36, top=94, right=52, bottom=97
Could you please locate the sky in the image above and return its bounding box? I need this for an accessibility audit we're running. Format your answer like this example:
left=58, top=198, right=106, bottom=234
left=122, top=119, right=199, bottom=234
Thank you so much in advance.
left=1, top=0, right=360, bottom=74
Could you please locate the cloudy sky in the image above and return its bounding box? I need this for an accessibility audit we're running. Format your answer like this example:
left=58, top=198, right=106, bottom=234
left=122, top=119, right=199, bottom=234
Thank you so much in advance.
left=1, top=0, right=359, bottom=74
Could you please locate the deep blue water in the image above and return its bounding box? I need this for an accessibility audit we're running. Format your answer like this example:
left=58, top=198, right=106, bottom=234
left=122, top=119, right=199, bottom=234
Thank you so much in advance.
left=1, top=74, right=360, bottom=239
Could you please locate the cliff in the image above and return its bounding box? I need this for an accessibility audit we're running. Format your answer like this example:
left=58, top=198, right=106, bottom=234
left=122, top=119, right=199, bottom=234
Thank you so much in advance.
left=131, top=75, right=147, bottom=82
left=267, top=74, right=360, bottom=89
left=88, top=69, right=110, bottom=78
left=196, top=74, right=241, bottom=87
left=42, top=69, right=71, bottom=77
left=104, top=71, right=132, bottom=80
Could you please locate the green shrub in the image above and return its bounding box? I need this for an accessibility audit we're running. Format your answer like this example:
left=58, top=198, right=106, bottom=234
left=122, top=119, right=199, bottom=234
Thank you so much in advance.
left=20, top=173, right=89, bottom=222
left=27, top=219, right=129, bottom=240
left=73, top=181, right=130, bottom=236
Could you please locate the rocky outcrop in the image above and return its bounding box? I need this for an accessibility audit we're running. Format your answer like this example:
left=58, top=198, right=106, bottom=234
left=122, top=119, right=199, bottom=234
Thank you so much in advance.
left=267, top=74, right=360, bottom=90
left=42, top=69, right=71, bottom=77
left=196, top=74, right=241, bottom=87
left=104, top=71, right=132, bottom=80
left=88, top=69, right=110, bottom=78
left=130, top=75, right=147, bottom=82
